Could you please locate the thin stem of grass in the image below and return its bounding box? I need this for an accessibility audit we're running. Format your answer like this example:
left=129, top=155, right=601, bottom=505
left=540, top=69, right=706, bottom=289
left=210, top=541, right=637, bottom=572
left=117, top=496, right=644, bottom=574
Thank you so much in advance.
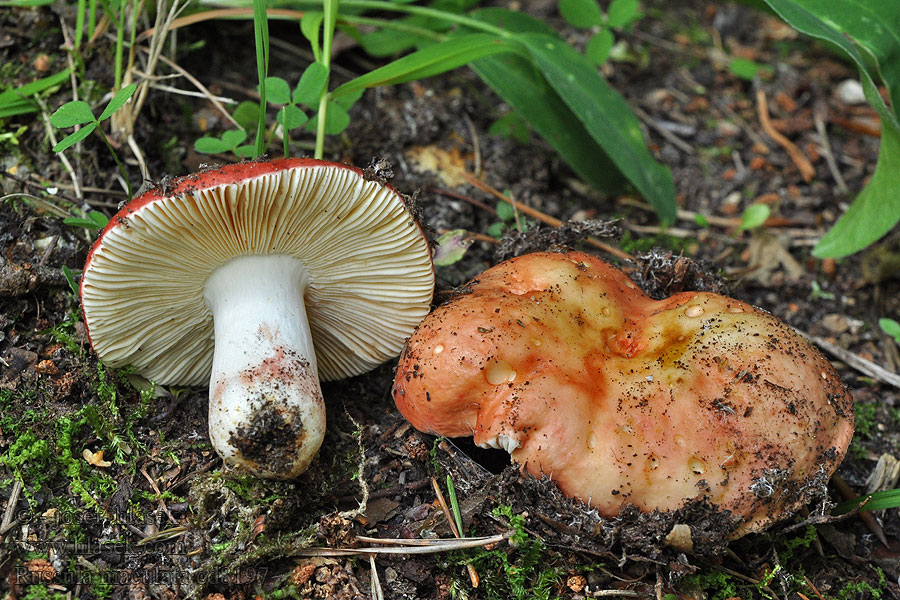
left=113, top=0, right=127, bottom=90
left=252, top=0, right=270, bottom=158
left=314, top=0, right=338, bottom=159
left=293, top=0, right=508, bottom=37
left=88, top=0, right=98, bottom=39
left=75, top=0, right=86, bottom=49
left=94, top=126, right=133, bottom=200
left=336, top=13, right=444, bottom=42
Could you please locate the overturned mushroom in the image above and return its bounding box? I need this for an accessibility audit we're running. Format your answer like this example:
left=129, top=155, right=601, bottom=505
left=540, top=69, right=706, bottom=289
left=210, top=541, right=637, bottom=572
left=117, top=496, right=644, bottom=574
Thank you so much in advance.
left=82, top=159, right=434, bottom=479
left=393, top=251, right=853, bottom=537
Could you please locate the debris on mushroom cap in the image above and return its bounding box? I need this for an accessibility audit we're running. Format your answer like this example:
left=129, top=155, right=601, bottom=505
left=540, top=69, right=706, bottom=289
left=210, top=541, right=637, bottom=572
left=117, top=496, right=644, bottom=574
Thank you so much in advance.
left=392, top=251, right=854, bottom=537
left=81, top=158, right=434, bottom=479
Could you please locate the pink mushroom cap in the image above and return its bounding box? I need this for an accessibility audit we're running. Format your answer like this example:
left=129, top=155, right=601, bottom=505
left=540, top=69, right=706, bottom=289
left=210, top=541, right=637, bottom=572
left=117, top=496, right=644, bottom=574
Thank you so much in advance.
left=393, top=251, right=854, bottom=537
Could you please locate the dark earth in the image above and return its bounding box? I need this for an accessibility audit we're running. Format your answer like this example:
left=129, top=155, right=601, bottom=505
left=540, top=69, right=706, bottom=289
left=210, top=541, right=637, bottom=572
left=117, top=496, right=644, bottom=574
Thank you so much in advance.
left=1, top=0, right=899, bottom=599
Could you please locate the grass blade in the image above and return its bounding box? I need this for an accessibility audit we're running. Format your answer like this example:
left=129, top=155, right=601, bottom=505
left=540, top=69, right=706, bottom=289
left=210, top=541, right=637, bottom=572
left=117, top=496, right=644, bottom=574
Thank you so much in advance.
left=833, top=487, right=900, bottom=515
left=252, top=0, right=270, bottom=158
left=471, top=52, right=624, bottom=193
left=519, top=33, right=676, bottom=222
left=331, top=34, right=515, bottom=98
left=0, top=68, right=71, bottom=112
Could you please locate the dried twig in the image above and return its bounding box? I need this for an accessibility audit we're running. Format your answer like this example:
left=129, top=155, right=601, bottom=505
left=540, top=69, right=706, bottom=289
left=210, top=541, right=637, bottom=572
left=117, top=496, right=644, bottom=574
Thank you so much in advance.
left=463, top=173, right=633, bottom=261
left=804, top=334, right=900, bottom=389
left=152, top=51, right=241, bottom=128
left=757, top=89, right=816, bottom=182
left=431, top=478, right=479, bottom=587
left=296, top=532, right=511, bottom=557
left=369, top=555, right=384, bottom=600
left=633, top=104, right=694, bottom=154
left=590, top=591, right=651, bottom=598
left=140, top=467, right=178, bottom=525
left=0, top=479, right=22, bottom=542
left=812, top=93, right=848, bottom=193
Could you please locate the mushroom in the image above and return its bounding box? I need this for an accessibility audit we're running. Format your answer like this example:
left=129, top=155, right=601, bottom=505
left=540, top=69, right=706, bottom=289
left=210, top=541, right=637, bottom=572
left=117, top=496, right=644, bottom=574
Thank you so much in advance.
left=82, top=158, right=434, bottom=479
left=392, top=251, right=853, bottom=536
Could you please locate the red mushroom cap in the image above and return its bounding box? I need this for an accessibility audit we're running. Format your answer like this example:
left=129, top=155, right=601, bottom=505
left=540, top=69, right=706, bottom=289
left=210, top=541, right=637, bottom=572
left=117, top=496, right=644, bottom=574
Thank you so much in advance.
left=393, top=251, right=854, bottom=536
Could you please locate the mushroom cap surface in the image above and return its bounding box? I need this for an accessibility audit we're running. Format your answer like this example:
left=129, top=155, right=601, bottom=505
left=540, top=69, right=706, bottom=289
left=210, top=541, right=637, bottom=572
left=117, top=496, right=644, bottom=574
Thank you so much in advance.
left=82, top=158, right=434, bottom=385
left=393, top=251, right=854, bottom=536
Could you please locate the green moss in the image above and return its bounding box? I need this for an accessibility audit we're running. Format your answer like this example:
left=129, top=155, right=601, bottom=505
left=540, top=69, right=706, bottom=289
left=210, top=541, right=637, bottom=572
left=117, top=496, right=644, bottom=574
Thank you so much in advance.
left=446, top=505, right=562, bottom=600
left=40, top=310, right=82, bottom=354
left=683, top=569, right=741, bottom=600
left=836, top=568, right=886, bottom=600
left=854, top=402, right=878, bottom=439
left=21, top=585, right=69, bottom=600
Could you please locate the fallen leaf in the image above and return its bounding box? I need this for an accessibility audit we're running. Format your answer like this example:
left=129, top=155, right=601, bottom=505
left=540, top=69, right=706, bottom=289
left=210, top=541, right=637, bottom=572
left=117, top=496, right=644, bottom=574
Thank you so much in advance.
left=83, top=448, right=112, bottom=468
left=404, top=145, right=472, bottom=187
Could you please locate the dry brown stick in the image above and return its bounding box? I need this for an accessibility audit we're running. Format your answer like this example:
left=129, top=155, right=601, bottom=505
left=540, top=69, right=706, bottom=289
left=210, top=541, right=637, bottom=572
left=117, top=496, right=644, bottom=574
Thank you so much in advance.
left=812, top=95, right=848, bottom=193
left=431, top=477, right=479, bottom=587
left=0, top=479, right=22, bottom=543
left=462, top=173, right=634, bottom=262
left=829, top=115, right=881, bottom=138
left=617, top=196, right=810, bottom=230
left=633, top=104, right=694, bottom=154
left=140, top=467, right=178, bottom=525
left=137, top=7, right=307, bottom=42
left=756, top=89, right=816, bottom=182
left=297, top=533, right=510, bottom=556
left=804, top=576, right=828, bottom=600
left=369, top=555, right=384, bottom=600
left=805, top=334, right=900, bottom=389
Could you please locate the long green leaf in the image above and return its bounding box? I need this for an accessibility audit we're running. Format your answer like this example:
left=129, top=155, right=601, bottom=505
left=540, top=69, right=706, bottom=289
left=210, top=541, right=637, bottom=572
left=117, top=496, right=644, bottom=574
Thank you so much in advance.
left=519, top=33, right=676, bottom=223
left=833, top=487, right=900, bottom=515
left=467, top=8, right=623, bottom=193
left=252, top=0, right=270, bottom=158
left=471, top=52, right=624, bottom=193
left=0, top=100, right=43, bottom=119
left=0, top=68, right=71, bottom=111
left=331, top=34, right=515, bottom=98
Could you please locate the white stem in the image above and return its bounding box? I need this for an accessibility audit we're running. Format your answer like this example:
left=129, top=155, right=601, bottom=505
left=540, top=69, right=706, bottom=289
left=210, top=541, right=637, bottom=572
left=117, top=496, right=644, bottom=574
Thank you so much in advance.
left=203, top=254, right=326, bottom=479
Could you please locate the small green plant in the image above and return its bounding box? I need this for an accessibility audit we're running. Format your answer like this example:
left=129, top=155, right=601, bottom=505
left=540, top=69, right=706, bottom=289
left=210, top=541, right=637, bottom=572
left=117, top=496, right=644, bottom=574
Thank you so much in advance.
left=49, top=84, right=137, bottom=199
left=192, top=0, right=677, bottom=222
left=62, top=210, right=108, bottom=231
left=879, top=318, right=900, bottom=344
left=738, top=203, right=771, bottom=231
left=728, top=57, right=774, bottom=81
left=808, top=280, right=835, bottom=301
left=835, top=567, right=886, bottom=600
left=558, top=0, right=643, bottom=66
left=683, top=568, right=740, bottom=600
left=194, top=128, right=253, bottom=157
left=488, top=199, right=533, bottom=238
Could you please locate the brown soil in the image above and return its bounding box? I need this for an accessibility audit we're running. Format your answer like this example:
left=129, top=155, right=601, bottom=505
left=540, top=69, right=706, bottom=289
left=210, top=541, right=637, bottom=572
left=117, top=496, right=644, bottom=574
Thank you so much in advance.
left=1, top=1, right=899, bottom=599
